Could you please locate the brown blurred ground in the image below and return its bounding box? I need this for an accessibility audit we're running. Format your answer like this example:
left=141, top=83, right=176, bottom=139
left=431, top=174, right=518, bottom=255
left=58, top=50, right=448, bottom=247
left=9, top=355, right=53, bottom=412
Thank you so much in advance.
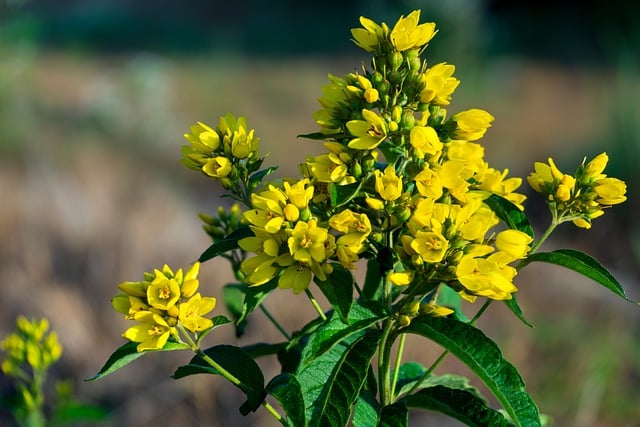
left=1, top=50, right=639, bottom=427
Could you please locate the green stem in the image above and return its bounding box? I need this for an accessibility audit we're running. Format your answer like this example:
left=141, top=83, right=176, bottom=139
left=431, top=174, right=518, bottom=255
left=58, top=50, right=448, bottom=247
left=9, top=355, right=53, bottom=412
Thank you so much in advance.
left=378, top=318, right=396, bottom=406
left=305, top=288, right=327, bottom=321
left=529, top=218, right=559, bottom=254
left=390, top=332, right=406, bottom=400
left=259, top=304, right=291, bottom=340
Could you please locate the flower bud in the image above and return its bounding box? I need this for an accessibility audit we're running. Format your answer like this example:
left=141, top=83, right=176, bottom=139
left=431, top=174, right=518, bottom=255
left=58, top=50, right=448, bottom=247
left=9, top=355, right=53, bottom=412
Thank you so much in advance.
left=401, top=110, right=415, bottom=129
left=388, top=51, right=404, bottom=70
left=391, top=105, right=402, bottom=123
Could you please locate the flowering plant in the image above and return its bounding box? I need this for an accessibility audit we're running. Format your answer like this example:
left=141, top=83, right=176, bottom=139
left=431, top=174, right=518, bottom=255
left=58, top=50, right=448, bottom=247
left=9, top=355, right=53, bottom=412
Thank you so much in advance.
left=91, top=10, right=633, bottom=427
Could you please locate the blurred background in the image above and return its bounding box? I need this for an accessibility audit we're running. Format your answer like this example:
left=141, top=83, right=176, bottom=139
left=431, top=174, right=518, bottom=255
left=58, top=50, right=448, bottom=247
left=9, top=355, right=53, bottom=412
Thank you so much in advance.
left=1, top=0, right=639, bottom=426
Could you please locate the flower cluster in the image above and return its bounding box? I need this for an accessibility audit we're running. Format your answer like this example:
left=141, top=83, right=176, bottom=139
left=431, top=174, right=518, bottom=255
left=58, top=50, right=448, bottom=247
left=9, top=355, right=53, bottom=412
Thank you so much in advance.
left=1, top=316, right=62, bottom=376
left=528, top=152, right=627, bottom=228
left=182, top=113, right=265, bottom=197
left=113, top=262, right=216, bottom=351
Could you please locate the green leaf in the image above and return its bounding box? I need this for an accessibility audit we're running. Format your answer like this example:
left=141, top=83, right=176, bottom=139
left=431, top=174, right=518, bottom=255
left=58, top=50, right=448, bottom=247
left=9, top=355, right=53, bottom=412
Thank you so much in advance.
left=249, top=166, right=279, bottom=188
left=520, top=249, right=633, bottom=302
left=242, top=342, right=287, bottom=359
left=378, top=402, right=408, bottom=427
left=353, top=390, right=380, bottom=427
left=504, top=295, right=534, bottom=328
left=224, top=278, right=279, bottom=337
left=328, top=181, right=363, bottom=207
left=297, top=131, right=345, bottom=140
left=485, top=194, right=534, bottom=238
left=315, top=263, right=354, bottom=322
left=87, top=340, right=188, bottom=381
left=297, top=330, right=380, bottom=427
left=363, top=257, right=384, bottom=302
left=435, top=285, right=469, bottom=322
left=51, top=403, right=109, bottom=425
left=394, top=361, right=428, bottom=397
left=172, top=344, right=265, bottom=414
left=301, top=301, right=387, bottom=365
left=266, top=373, right=306, bottom=427
left=198, top=225, right=253, bottom=262
left=405, top=385, right=513, bottom=427
left=405, top=316, right=540, bottom=427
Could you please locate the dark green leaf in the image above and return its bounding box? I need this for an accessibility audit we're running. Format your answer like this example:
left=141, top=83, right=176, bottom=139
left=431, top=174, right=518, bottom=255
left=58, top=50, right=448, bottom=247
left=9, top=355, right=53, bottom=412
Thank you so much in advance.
left=242, top=342, right=287, bottom=358
left=394, top=361, right=428, bottom=397
left=363, top=257, right=384, bottom=302
left=172, top=344, right=265, bottom=414
left=315, top=263, right=354, bottom=323
left=504, top=295, right=534, bottom=328
left=328, top=181, right=363, bottom=207
left=301, top=301, right=387, bottom=365
left=405, top=385, right=512, bottom=427
left=353, top=390, right=380, bottom=427
left=378, top=401, right=408, bottom=427
left=249, top=166, right=279, bottom=187
left=297, top=131, right=345, bottom=140
left=405, top=316, right=540, bottom=427
left=485, top=194, right=534, bottom=238
left=297, top=330, right=380, bottom=427
left=266, top=373, right=306, bottom=427
left=87, top=341, right=188, bottom=381
left=520, top=249, right=633, bottom=302
left=224, top=278, right=279, bottom=337
left=198, top=225, right=253, bottom=262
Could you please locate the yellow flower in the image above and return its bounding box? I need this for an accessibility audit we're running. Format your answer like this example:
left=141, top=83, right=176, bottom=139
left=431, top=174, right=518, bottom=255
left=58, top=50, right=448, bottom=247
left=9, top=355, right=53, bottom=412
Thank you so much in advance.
left=593, top=177, right=627, bottom=205
left=375, top=166, right=403, bottom=201
left=410, top=230, right=449, bottom=263
left=184, top=121, right=220, bottom=153
left=288, top=219, right=329, bottom=264
left=420, top=303, right=454, bottom=317
left=347, top=109, right=388, bottom=150
left=179, top=293, right=216, bottom=333
left=456, top=255, right=517, bottom=300
left=456, top=201, right=498, bottom=242
left=584, top=152, right=608, bottom=179
left=351, top=16, right=387, bottom=52
left=388, top=271, right=414, bottom=286
left=410, top=125, right=443, bottom=157
left=414, top=167, right=443, bottom=200
left=527, top=157, right=564, bottom=193
left=203, top=156, right=232, bottom=178
left=284, top=179, right=314, bottom=209
left=279, top=264, right=313, bottom=294
left=230, top=126, right=258, bottom=159
left=147, top=274, right=181, bottom=310
left=449, top=109, right=494, bottom=141
left=495, top=230, right=533, bottom=260
left=420, top=62, right=459, bottom=106
left=180, top=262, right=200, bottom=299
left=390, top=10, right=437, bottom=52
left=123, top=312, right=172, bottom=351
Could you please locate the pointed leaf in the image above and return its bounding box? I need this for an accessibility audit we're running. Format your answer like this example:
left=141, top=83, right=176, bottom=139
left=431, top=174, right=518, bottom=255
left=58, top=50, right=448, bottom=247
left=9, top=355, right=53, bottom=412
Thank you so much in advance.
left=87, top=340, right=189, bottom=381
left=520, top=249, right=633, bottom=302
left=328, top=181, right=363, bottom=207
left=302, top=301, right=387, bottom=365
left=266, top=373, right=306, bottom=427
left=198, top=226, right=253, bottom=262
left=435, top=284, right=469, bottom=322
left=405, top=316, right=540, bottom=427
left=249, top=166, right=279, bottom=187
left=172, top=344, right=265, bottom=414
left=224, top=278, right=279, bottom=337
left=378, top=401, right=408, bottom=427
left=297, top=131, right=345, bottom=140
left=242, top=342, right=287, bottom=358
left=363, top=257, right=384, bottom=302
left=315, top=263, right=354, bottom=322
left=485, top=194, right=534, bottom=238
left=504, top=295, right=534, bottom=328
left=405, top=385, right=512, bottom=427
left=297, top=330, right=380, bottom=427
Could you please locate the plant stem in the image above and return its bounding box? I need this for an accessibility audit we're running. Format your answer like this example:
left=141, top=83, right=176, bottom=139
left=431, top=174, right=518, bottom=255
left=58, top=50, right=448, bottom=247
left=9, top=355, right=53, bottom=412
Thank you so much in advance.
left=529, top=219, right=558, bottom=254
left=390, top=332, right=406, bottom=400
left=378, top=318, right=396, bottom=406
left=259, top=304, right=291, bottom=340
left=305, top=288, right=327, bottom=321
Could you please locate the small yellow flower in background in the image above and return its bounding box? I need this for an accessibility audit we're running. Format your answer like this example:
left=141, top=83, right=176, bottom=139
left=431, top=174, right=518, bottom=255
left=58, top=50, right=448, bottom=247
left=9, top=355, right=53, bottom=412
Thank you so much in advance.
left=449, top=109, right=494, bottom=141
left=375, top=166, right=403, bottom=201
left=1, top=316, right=62, bottom=375
left=347, top=109, right=388, bottom=150
left=390, top=10, right=437, bottom=52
